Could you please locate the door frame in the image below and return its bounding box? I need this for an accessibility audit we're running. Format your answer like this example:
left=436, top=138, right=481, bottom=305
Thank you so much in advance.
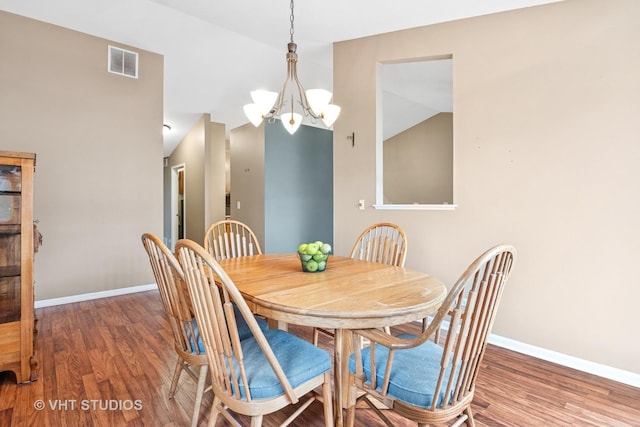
left=170, top=163, right=185, bottom=251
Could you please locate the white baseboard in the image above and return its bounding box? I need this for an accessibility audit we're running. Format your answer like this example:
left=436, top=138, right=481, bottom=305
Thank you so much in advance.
left=487, top=333, right=640, bottom=389
left=410, top=317, right=640, bottom=389
left=34, top=283, right=157, bottom=308
left=35, top=286, right=640, bottom=389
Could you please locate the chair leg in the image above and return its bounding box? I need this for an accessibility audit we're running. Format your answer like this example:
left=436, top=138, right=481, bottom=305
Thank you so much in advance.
left=321, top=372, right=334, bottom=427
left=208, top=396, right=220, bottom=427
left=313, top=327, right=319, bottom=346
left=190, top=364, right=208, bottom=427
left=169, top=359, right=184, bottom=398
left=464, top=406, right=476, bottom=427
left=345, top=376, right=358, bottom=427
left=250, top=414, right=264, bottom=426
left=346, top=404, right=356, bottom=427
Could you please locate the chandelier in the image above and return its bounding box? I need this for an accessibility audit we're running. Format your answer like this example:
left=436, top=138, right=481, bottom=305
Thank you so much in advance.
left=243, top=0, right=340, bottom=135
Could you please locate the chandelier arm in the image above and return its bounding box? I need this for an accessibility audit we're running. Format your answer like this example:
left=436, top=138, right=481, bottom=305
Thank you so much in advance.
left=292, top=65, right=320, bottom=119
left=271, top=81, right=287, bottom=118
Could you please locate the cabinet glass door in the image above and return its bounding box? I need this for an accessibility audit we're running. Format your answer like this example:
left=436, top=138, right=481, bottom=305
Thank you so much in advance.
left=0, top=165, right=22, bottom=323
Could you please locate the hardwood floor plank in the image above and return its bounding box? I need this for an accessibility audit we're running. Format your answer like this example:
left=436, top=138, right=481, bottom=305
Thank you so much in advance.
left=0, top=290, right=638, bottom=426
left=82, top=373, right=113, bottom=427
left=564, top=402, right=633, bottom=427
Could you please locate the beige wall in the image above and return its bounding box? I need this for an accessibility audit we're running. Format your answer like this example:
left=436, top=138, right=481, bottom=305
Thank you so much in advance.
left=206, top=121, right=227, bottom=227
left=333, top=0, right=640, bottom=374
left=0, top=11, right=164, bottom=299
left=168, top=115, right=205, bottom=244
left=167, top=114, right=227, bottom=246
left=384, top=112, right=453, bottom=204
left=229, top=123, right=266, bottom=244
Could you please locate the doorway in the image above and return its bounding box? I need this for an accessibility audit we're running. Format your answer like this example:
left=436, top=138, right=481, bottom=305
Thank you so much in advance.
left=170, top=164, right=185, bottom=251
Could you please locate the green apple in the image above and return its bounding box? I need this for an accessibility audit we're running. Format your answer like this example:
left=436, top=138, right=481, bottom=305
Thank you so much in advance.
left=305, top=243, right=320, bottom=255
left=317, top=261, right=327, bottom=271
left=313, top=253, right=327, bottom=262
left=298, top=243, right=308, bottom=254
left=300, top=254, right=312, bottom=262
left=305, top=260, right=319, bottom=272
left=320, top=243, right=332, bottom=254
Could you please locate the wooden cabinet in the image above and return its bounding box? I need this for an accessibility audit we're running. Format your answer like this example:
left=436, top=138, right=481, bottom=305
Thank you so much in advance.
left=0, top=151, right=37, bottom=383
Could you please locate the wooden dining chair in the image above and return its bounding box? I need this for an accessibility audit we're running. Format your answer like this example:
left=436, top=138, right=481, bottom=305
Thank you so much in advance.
left=313, top=222, right=408, bottom=346
left=175, top=238, right=334, bottom=427
left=204, top=219, right=262, bottom=260
left=346, top=244, right=516, bottom=427
left=140, top=233, right=210, bottom=427
left=349, top=222, right=407, bottom=267
left=142, top=233, right=270, bottom=426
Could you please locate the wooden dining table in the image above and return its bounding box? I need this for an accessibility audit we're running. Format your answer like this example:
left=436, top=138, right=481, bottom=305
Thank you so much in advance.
left=217, top=253, right=447, bottom=426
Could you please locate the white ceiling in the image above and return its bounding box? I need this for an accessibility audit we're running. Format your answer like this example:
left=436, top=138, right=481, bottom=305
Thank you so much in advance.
left=0, top=0, right=561, bottom=155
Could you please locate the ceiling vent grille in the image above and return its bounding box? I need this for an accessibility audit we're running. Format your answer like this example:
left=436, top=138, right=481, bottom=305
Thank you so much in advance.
left=108, top=45, right=138, bottom=78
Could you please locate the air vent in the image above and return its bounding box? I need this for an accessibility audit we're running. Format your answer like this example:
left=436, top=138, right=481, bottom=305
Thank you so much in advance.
left=108, top=45, right=138, bottom=78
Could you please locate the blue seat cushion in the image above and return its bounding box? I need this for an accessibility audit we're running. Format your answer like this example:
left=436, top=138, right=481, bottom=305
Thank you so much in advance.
left=186, top=304, right=268, bottom=353
left=348, top=333, right=459, bottom=409
left=232, top=328, right=332, bottom=400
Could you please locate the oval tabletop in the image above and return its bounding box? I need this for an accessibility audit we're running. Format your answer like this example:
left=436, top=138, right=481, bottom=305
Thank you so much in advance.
left=217, top=254, right=447, bottom=329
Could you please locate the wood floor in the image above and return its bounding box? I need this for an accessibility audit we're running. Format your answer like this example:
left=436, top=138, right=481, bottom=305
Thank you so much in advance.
left=1, top=290, right=639, bottom=426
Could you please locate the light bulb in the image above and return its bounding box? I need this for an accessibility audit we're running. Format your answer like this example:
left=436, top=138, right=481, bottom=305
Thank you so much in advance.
left=282, top=112, right=302, bottom=135
left=250, top=90, right=278, bottom=116
left=243, top=103, right=264, bottom=127
left=321, top=104, right=341, bottom=128
left=306, top=89, right=332, bottom=116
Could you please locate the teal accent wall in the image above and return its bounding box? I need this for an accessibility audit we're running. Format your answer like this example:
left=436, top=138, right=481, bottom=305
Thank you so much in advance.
left=264, top=121, right=333, bottom=253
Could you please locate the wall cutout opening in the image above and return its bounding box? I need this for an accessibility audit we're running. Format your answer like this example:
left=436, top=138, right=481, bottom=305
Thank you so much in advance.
left=375, top=56, right=456, bottom=211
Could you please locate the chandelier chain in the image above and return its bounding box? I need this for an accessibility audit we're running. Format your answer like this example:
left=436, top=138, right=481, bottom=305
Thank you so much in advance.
left=289, top=0, right=295, bottom=43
